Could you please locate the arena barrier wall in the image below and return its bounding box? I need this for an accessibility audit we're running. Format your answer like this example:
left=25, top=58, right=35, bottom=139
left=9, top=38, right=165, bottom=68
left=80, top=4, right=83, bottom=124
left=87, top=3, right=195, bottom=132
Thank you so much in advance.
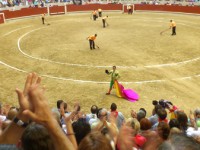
left=0, top=13, right=5, bottom=24
left=134, top=4, right=200, bottom=14
left=1, top=4, right=200, bottom=22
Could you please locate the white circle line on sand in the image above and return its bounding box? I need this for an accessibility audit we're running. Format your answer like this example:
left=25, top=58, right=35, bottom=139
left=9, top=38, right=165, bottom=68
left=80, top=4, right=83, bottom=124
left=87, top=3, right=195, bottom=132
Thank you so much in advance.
left=1, top=26, right=32, bottom=37
left=17, top=25, right=200, bottom=69
left=0, top=60, right=199, bottom=84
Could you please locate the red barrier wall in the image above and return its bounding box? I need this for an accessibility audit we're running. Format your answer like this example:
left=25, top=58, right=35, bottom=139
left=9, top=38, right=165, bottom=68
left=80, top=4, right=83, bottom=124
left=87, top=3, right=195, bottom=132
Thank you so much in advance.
left=2, top=7, right=47, bottom=19
left=0, top=13, right=4, bottom=23
left=49, top=5, right=65, bottom=14
left=67, top=4, right=123, bottom=12
left=135, top=4, right=200, bottom=14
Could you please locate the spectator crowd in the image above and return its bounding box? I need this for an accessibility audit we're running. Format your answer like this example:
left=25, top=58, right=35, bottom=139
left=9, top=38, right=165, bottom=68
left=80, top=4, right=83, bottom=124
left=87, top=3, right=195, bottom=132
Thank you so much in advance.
left=0, top=72, right=200, bottom=150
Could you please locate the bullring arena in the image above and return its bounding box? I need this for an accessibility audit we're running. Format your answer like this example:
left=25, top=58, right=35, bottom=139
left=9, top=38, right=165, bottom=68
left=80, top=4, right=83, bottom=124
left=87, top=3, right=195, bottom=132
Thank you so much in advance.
left=0, top=3, right=200, bottom=118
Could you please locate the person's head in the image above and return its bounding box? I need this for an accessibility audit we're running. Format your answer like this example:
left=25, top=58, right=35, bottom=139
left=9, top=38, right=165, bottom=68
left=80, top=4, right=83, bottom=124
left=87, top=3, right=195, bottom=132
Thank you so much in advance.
left=152, top=104, right=162, bottom=115
left=56, top=100, right=63, bottom=109
left=170, top=20, right=172, bottom=22
left=63, top=102, right=67, bottom=111
left=169, top=119, right=180, bottom=129
left=74, top=102, right=81, bottom=112
left=140, top=118, right=152, bottom=130
left=94, top=34, right=97, bottom=37
left=160, top=133, right=200, bottom=150
left=194, top=108, right=200, bottom=118
left=125, top=118, right=140, bottom=135
left=106, top=15, right=108, bottom=18
left=21, top=123, right=54, bottom=150
left=157, top=108, right=167, bottom=120
left=78, top=131, right=113, bottom=150
left=140, top=108, right=147, bottom=116
left=7, top=107, right=18, bottom=120
left=112, top=66, right=116, bottom=71
left=177, top=111, right=188, bottom=131
left=72, top=118, right=91, bottom=144
left=90, top=105, right=98, bottom=114
left=157, top=122, right=170, bottom=140
left=137, top=110, right=146, bottom=122
left=110, top=103, right=117, bottom=111
left=97, top=108, right=108, bottom=121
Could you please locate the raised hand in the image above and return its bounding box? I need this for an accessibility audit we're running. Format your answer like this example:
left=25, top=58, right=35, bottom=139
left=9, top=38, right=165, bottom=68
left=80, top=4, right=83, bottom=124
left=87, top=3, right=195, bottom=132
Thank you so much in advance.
left=15, top=72, right=42, bottom=120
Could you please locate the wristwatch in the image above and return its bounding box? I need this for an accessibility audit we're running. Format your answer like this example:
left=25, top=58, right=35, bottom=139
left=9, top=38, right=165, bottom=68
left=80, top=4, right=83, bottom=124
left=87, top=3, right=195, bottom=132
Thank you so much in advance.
left=13, top=117, right=29, bottom=128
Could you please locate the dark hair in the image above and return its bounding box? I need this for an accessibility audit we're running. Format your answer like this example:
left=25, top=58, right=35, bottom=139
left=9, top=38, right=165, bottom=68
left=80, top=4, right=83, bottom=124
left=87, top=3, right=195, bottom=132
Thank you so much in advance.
left=97, top=108, right=107, bottom=118
left=168, top=133, right=200, bottom=150
left=153, top=99, right=173, bottom=109
left=57, top=100, right=63, bottom=109
left=140, top=118, right=152, bottom=130
left=140, top=108, right=147, bottom=116
left=157, top=109, right=167, bottom=120
left=157, top=122, right=170, bottom=140
left=137, top=110, right=145, bottom=122
left=177, top=111, right=188, bottom=131
left=91, top=105, right=98, bottom=114
left=21, top=123, right=54, bottom=150
left=155, top=105, right=163, bottom=114
left=78, top=131, right=112, bottom=150
left=110, top=103, right=117, bottom=111
left=72, top=118, right=91, bottom=144
left=63, top=102, right=67, bottom=110
left=169, top=119, right=180, bottom=129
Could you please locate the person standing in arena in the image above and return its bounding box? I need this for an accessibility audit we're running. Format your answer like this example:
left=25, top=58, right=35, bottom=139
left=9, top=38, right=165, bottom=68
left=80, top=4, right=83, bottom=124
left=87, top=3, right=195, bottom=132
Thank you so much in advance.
left=102, top=16, right=108, bottom=28
left=87, top=34, right=97, bottom=50
left=91, top=10, right=98, bottom=21
left=98, top=8, right=102, bottom=17
left=169, top=20, right=176, bottom=35
left=105, top=66, right=120, bottom=95
left=127, top=5, right=132, bottom=14
left=41, top=13, right=45, bottom=25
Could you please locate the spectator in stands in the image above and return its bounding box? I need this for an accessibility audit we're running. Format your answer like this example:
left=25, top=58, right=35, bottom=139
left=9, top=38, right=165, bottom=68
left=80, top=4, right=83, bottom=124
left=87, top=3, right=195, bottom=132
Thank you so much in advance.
left=152, top=108, right=168, bottom=130
left=160, top=133, right=200, bottom=150
left=169, top=118, right=180, bottom=129
left=157, top=122, right=170, bottom=141
left=86, top=105, right=98, bottom=126
left=137, top=109, right=146, bottom=122
left=0, top=72, right=76, bottom=150
left=125, top=118, right=147, bottom=149
left=20, top=123, right=55, bottom=150
left=148, top=104, right=162, bottom=126
left=177, top=111, right=188, bottom=133
left=78, top=131, right=113, bottom=150
left=108, top=103, right=125, bottom=129
left=72, top=118, right=91, bottom=144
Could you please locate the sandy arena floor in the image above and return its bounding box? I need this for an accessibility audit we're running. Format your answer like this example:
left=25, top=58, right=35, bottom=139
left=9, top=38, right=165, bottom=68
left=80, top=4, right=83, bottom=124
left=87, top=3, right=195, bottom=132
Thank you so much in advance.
left=0, top=11, right=200, bottom=118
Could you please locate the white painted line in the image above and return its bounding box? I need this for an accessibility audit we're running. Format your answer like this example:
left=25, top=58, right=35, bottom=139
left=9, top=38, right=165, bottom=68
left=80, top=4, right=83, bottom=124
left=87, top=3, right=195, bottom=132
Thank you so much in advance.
left=0, top=60, right=199, bottom=84
left=2, top=26, right=32, bottom=37
left=0, top=61, right=27, bottom=73
left=17, top=27, right=200, bottom=69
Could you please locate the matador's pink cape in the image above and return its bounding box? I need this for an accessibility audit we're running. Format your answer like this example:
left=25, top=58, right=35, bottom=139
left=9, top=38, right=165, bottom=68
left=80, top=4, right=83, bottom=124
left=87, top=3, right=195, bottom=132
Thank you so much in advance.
left=114, top=80, right=139, bottom=102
